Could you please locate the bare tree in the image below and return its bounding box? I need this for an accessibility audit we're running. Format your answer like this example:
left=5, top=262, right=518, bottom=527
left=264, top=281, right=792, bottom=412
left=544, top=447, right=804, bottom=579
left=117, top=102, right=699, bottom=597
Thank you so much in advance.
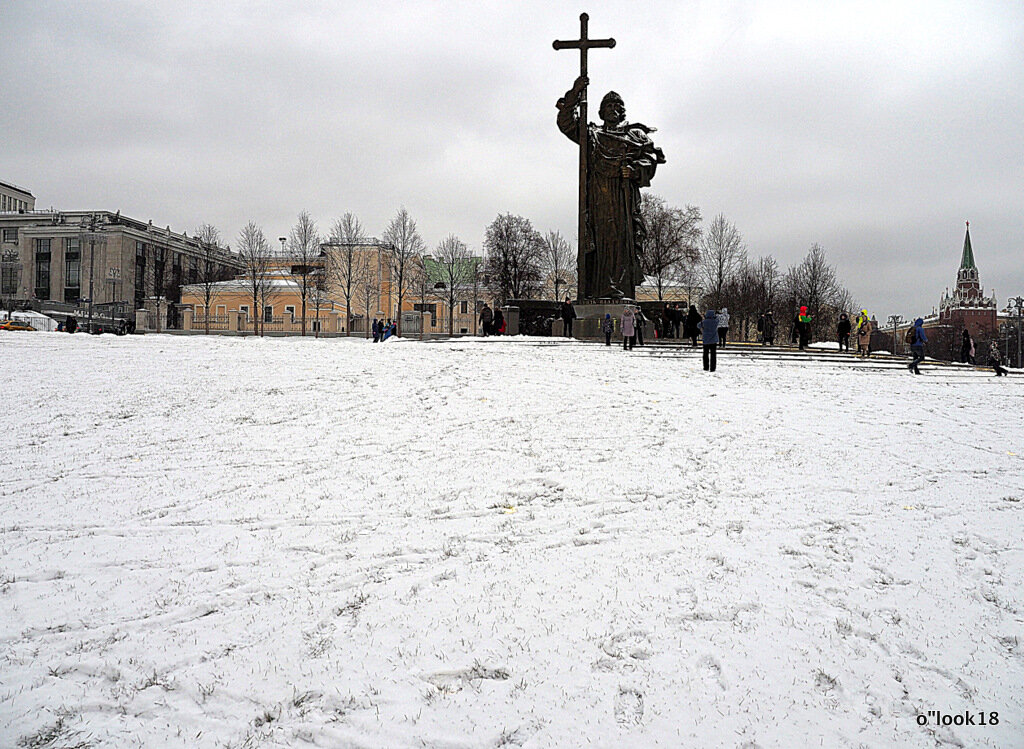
left=382, top=207, right=425, bottom=337
left=483, top=213, right=544, bottom=303
left=785, top=243, right=841, bottom=325
left=432, top=234, right=474, bottom=335
left=540, top=230, right=577, bottom=302
left=355, top=248, right=381, bottom=339
left=328, top=213, right=365, bottom=336
left=410, top=255, right=434, bottom=340
left=237, top=222, right=273, bottom=336
left=287, top=211, right=320, bottom=336
left=193, top=223, right=232, bottom=334
left=308, top=262, right=332, bottom=338
left=639, top=195, right=702, bottom=301
left=697, top=214, right=746, bottom=309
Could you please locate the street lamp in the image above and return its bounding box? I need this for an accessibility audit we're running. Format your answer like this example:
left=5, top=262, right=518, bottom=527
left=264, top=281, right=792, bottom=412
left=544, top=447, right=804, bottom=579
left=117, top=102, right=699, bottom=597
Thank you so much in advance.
left=887, top=314, right=904, bottom=357
left=80, top=213, right=106, bottom=334
left=279, top=237, right=287, bottom=255
left=1008, top=296, right=1024, bottom=370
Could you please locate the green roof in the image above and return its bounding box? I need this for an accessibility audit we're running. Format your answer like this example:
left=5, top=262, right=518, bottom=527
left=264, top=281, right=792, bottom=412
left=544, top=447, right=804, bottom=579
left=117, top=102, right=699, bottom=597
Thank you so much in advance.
left=960, top=223, right=976, bottom=271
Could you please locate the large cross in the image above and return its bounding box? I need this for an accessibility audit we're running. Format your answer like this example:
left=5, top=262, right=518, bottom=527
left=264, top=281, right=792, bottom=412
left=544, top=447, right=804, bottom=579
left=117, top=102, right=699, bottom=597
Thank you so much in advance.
left=553, top=13, right=615, bottom=301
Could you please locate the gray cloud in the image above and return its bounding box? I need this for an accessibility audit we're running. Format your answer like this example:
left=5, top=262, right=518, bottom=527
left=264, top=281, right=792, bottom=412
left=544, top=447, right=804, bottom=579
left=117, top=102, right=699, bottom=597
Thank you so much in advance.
left=2, top=0, right=1021, bottom=318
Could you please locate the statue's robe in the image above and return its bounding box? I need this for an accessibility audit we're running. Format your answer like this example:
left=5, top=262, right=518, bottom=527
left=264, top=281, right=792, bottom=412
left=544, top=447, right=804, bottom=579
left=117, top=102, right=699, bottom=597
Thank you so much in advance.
left=557, top=101, right=665, bottom=300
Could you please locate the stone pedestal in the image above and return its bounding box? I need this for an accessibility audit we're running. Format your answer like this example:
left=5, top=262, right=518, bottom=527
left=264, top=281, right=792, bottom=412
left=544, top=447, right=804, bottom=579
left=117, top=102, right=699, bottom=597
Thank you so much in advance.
left=182, top=308, right=193, bottom=331
left=135, top=308, right=149, bottom=332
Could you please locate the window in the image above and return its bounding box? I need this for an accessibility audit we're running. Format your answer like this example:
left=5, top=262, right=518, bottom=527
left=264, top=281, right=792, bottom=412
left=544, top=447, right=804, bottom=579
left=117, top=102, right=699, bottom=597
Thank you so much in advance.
left=34, top=239, right=51, bottom=299
left=189, top=258, right=198, bottom=284
left=239, top=305, right=249, bottom=318
left=195, top=306, right=205, bottom=317
left=135, top=241, right=147, bottom=307
left=312, top=320, right=321, bottom=332
left=154, top=246, right=165, bottom=298
left=460, top=301, right=468, bottom=314
left=216, top=305, right=226, bottom=316
left=1, top=265, right=16, bottom=295
left=285, top=305, right=295, bottom=321
left=1, top=228, right=16, bottom=242
left=64, top=238, right=80, bottom=303
left=263, top=305, right=273, bottom=323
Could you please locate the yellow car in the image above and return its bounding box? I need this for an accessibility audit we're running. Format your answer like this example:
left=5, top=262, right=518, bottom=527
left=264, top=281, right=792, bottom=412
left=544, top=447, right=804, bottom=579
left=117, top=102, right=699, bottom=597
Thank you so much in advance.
left=0, top=319, right=36, bottom=331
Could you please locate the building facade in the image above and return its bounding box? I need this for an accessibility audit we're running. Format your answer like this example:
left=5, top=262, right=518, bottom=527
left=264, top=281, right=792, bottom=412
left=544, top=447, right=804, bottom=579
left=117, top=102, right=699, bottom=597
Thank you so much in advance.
left=0, top=211, right=243, bottom=324
left=0, top=181, right=35, bottom=213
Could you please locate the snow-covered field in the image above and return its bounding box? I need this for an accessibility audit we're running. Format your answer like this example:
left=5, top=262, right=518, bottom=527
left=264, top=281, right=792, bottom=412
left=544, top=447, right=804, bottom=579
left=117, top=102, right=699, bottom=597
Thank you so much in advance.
left=2, top=332, right=1022, bottom=748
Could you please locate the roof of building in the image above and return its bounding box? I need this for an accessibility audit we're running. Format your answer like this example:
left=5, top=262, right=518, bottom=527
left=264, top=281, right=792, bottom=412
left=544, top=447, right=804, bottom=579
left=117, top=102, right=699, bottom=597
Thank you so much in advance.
left=0, top=180, right=34, bottom=197
left=960, top=223, right=976, bottom=271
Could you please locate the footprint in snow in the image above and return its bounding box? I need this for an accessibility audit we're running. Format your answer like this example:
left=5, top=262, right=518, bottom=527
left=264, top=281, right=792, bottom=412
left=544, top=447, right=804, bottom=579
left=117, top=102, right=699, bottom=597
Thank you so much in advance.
left=614, top=687, right=644, bottom=725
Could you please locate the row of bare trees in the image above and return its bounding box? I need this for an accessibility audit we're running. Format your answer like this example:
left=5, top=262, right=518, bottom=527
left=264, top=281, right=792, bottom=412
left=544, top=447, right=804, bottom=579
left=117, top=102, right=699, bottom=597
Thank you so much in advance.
left=695, top=215, right=857, bottom=341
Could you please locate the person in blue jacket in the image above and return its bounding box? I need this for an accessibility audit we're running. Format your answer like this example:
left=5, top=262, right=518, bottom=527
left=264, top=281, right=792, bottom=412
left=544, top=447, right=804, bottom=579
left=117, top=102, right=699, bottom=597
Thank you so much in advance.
left=701, top=309, right=720, bottom=372
left=907, top=317, right=927, bottom=374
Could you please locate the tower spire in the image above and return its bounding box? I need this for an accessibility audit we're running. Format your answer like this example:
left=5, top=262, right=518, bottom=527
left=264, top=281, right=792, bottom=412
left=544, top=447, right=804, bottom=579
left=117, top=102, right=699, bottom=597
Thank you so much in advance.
left=960, top=221, right=976, bottom=271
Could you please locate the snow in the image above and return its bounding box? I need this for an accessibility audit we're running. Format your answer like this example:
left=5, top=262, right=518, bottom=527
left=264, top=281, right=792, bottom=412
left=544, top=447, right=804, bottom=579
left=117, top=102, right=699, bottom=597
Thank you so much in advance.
left=2, top=332, right=1022, bottom=748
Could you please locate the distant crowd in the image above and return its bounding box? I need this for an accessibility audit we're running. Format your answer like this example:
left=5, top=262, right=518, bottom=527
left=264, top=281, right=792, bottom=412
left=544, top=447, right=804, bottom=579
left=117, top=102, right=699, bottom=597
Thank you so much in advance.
left=556, top=298, right=1011, bottom=377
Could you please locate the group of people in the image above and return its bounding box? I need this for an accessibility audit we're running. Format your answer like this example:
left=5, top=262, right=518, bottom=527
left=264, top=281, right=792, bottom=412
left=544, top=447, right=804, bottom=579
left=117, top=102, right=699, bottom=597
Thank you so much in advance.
left=959, top=327, right=1009, bottom=376
left=371, top=318, right=396, bottom=343
left=479, top=303, right=506, bottom=336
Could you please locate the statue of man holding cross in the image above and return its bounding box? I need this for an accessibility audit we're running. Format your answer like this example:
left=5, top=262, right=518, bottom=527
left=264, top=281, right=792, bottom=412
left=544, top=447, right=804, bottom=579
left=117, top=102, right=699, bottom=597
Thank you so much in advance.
left=554, top=14, right=666, bottom=301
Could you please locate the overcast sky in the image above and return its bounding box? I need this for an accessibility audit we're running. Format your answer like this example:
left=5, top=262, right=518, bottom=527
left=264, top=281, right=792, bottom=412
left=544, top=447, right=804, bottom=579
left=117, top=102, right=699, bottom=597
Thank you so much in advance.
left=3, top=0, right=1022, bottom=318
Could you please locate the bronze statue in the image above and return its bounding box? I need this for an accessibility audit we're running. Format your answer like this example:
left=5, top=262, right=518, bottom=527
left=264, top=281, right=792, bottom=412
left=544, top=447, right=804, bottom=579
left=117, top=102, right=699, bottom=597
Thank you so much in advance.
left=554, top=15, right=665, bottom=301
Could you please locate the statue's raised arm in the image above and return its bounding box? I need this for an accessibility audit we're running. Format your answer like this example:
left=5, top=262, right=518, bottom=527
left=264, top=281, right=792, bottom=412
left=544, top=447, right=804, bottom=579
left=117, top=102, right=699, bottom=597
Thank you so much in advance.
left=556, top=76, right=588, bottom=144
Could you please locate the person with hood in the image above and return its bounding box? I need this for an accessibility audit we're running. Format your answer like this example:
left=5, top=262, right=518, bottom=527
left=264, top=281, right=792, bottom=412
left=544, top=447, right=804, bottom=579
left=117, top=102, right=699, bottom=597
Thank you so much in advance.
left=960, top=328, right=974, bottom=364
left=796, top=306, right=812, bottom=350
left=989, top=341, right=1008, bottom=376
left=700, top=309, right=719, bottom=371
left=634, top=306, right=647, bottom=346
left=372, top=318, right=381, bottom=343
left=601, top=312, right=614, bottom=346
left=855, top=312, right=872, bottom=358
left=560, top=297, right=577, bottom=338
left=907, top=317, right=927, bottom=374
left=621, top=306, right=636, bottom=350
left=837, top=313, right=851, bottom=352
left=479, top=303, right=493, bottom=336
left=685, top=305, right=701, bottom=346
left=717, top=307, right=731, bottom=347
left=493, top=307, right=506, bottom=335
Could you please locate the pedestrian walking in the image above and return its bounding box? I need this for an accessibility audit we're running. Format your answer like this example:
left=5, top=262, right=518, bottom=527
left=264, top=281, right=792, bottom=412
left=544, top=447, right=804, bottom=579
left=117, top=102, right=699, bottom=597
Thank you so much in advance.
left=989, top=341, right=1009, bottom=376
left=634, top=307, right=647, bottom=346
left=717, top=307, right=730, bottom=347
left=907, top=317, right=927, bottom=374
left=479, top=304, right=493, bottom=336
left=960, top=329, right=974, bottom=364
left=856, top=313, right=872, bottom=358
left=685, top=305, right=701, bottom=347
left=673, top=304, right=683, bottom=338
left=560, top=297, right=576, bottom=338
left=837, top=313, right=851, bottom=352
left=602, top=313, right=614, bottom=346
left=493, top=307, right=505, bottom=335
left=372, top=318, right=381, bottom=343
left=621, top=306, right=636, bottom=350
left=700, top=309, right=719, bottom=371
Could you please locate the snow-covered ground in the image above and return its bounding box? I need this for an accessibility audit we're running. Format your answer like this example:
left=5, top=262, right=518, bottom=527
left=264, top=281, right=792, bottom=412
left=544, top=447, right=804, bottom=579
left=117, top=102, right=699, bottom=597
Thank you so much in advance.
left=2, top=332, right=1022, bottom=748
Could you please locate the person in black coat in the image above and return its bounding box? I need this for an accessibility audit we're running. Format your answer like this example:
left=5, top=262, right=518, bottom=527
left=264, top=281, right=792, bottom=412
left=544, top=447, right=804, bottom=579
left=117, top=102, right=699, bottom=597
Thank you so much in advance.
left=560, top=297, right=576, bottom=337
left=685, top=305, right=701, bottom=346
left=837, top=313, right=851, bottom=352
left=493, top=307, right=505, bottom=335
left=762, top=311, right=775, bottom=346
